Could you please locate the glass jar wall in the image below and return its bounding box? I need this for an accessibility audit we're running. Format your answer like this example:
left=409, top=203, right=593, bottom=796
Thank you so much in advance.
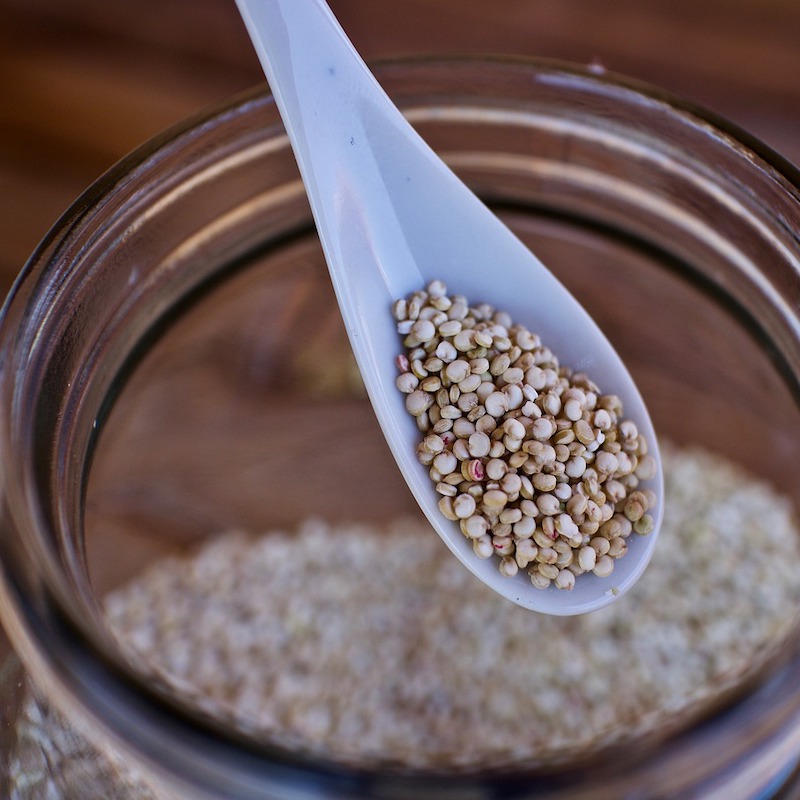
left=1, top=58, right=800, bottom=799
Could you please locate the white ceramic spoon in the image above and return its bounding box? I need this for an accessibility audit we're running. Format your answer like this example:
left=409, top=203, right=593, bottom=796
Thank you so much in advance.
left=235, top=0, right=663, bottom=614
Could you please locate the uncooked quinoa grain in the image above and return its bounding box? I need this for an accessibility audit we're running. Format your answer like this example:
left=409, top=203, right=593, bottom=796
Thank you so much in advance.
left=392, top=281, right=657, bottom=589
left=8, top=445, right=800, bottom=793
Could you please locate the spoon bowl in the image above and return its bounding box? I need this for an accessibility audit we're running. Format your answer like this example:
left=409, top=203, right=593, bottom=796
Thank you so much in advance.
left=235, top=0, right=663, bottom=614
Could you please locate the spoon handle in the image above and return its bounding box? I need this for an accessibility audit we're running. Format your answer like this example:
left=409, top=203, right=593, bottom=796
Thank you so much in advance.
left=235, top=0, right=429, bottom=298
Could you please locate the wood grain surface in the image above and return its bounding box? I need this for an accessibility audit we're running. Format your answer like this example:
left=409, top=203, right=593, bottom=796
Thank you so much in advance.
left=3, top=8, right=800, bottom=792
left=1, top=0, right=799, bottom=300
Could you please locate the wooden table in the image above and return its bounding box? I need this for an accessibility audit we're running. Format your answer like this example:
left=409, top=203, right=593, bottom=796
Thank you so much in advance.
left=2, top=5, right=800, bottom=794
left=1, top=0, right=798, bottom=299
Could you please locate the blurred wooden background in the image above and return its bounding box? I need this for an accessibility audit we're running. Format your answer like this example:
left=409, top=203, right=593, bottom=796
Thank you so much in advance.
left=1, top=0, right=798, bottom=299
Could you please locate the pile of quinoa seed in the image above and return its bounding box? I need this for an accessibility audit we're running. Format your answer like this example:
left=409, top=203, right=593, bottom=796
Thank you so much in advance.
left=392, top=280, right=657, bottom=589
left=8, top=445, right=800, bottom=793
left=99, top=446, right=798, bottom=771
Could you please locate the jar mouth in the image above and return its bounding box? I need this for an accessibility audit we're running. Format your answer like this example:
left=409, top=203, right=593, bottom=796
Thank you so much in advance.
left=2, top=55, right=800, bottom=798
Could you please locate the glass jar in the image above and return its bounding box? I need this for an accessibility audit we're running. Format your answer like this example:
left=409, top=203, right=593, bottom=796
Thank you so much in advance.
left=1, top=57, right=800, bottom=799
